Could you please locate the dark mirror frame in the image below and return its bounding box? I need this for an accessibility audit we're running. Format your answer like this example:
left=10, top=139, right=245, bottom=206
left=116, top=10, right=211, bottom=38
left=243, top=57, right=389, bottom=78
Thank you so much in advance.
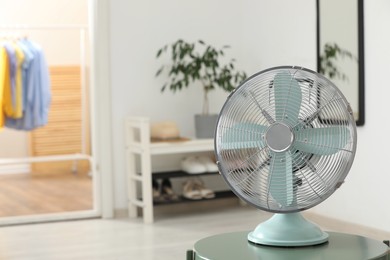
left=316, top=0, right=365, bottom=126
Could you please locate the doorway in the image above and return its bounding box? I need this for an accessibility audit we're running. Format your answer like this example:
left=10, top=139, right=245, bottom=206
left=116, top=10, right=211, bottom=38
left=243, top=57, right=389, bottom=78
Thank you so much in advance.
left=0, top=0, right=104, bottom=224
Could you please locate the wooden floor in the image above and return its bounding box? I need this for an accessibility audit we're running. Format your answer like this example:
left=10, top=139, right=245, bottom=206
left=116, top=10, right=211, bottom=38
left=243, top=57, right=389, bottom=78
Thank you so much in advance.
left=0, top=205, right=388, bottom=260
left=0, top=172, right=92, bottom=217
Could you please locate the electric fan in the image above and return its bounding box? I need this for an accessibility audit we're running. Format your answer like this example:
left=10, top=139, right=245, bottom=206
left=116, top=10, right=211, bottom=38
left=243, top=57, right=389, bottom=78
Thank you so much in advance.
left=214, top=66, right=356, bottom=247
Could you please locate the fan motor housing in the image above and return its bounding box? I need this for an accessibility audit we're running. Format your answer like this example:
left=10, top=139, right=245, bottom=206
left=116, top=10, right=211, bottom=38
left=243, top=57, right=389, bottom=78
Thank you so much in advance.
left=265, top=122, right=294, bottom=152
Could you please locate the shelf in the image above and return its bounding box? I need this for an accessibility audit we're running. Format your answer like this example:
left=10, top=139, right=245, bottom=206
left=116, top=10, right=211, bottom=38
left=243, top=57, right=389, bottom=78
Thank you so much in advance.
left=153, top=190, right=236, bottom=206
left=127, top=139, right=214, bottom=155
left=152, top=170, right=220, bottom=179
left=126, top=117, right=228, bottom=223
left=149, top=139, right=214, bottom=155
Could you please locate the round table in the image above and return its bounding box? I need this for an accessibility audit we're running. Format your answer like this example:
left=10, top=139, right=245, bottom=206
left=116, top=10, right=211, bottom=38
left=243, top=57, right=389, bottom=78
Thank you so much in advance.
left=192, top=231, right=389, bottom=260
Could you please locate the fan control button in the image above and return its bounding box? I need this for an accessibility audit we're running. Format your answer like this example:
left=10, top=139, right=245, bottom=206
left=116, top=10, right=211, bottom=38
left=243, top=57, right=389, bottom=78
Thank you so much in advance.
left=265, top=122, right=294, bottom=152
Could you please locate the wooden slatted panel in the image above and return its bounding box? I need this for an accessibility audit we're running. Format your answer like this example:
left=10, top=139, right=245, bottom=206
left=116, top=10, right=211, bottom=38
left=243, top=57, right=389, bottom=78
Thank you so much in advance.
left=30, top=66, right=90, bottom=175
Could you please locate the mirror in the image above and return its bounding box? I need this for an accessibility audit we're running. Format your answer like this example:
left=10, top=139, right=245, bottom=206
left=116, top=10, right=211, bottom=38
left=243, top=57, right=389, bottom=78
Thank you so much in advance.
left=317, top=0, right=365, bottom=126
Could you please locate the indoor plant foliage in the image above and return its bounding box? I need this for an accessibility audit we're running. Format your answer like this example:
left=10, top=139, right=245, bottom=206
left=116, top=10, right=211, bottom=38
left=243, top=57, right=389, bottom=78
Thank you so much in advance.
left=155, top=39, right=247, bottom=115
left=319, top=42, right=358, bottom=80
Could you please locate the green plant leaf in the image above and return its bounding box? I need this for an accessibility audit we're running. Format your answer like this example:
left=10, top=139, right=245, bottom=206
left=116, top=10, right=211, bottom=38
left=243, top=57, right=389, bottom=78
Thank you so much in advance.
left=156, top=49, right=163, bottom=58
left=155, top=66, right=164, bottom=77
left=155, top=39, right=247, bottom=103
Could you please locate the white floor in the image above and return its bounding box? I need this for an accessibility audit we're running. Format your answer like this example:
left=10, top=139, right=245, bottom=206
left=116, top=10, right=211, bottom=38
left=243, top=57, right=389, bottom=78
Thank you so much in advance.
left=0, top=205, right=387, bottom=260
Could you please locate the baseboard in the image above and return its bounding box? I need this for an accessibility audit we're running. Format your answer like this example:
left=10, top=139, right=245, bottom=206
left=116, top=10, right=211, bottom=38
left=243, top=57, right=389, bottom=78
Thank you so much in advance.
left=304, top=211, right=390, bottom=242
left=114, top=208, right=129, bottom=218
left=154, top=197, right=240, bottom=217
left=0, top=164, right=30, bottom=175
left=114, top=197, right=240, bottom=219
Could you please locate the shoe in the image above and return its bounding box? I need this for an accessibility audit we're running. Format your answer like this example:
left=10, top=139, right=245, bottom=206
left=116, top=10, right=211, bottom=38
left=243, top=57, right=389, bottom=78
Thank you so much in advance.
left=152, top=179, right=164, bottom=202
left=182, top=179, right=216, bottom=200
left=198, top=156, right=218, bottom=172
left=182, top=180, right=202, bottom=200
left=181, top=156, right=207, bottom=174
left=161, top=178, right=179, bottom=201
left=193, top=179, right=215, bottom=199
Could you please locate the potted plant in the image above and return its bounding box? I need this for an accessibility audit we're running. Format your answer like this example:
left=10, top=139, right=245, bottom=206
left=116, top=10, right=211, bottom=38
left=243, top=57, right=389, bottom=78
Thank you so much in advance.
left=155, top=39, right=247, bottom=138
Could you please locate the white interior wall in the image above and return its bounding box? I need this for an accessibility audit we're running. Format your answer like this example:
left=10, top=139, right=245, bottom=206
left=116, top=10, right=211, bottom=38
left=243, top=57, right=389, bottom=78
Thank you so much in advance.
left=0, top=0, right=88, bottom=65
left=109, top=0, right=316, bottom=210
left=0, top=0, right=88, bottom=166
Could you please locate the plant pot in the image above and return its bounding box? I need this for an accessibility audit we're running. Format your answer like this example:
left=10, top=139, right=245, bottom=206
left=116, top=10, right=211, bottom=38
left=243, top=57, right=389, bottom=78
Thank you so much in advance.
left=195, top=114, right=218, bottom=139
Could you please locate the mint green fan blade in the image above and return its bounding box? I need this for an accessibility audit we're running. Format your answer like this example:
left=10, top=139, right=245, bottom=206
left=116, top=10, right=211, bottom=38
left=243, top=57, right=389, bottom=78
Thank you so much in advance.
left=220, top=123, right=267, bottom=150
left=274, top=72, right=302, bottom=125
left=294, top=126, right=351, bottom=155
left=269, top=152, right=293, bottom=207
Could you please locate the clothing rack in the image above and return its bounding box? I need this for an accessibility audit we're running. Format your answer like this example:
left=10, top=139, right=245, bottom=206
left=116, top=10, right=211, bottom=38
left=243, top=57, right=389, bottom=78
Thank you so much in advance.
left=0, top=24, right=92, bottom=173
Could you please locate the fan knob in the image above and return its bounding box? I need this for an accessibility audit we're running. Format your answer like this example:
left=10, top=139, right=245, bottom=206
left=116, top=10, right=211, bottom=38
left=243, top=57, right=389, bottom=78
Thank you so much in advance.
left=265, top=122, right=294, bottom=152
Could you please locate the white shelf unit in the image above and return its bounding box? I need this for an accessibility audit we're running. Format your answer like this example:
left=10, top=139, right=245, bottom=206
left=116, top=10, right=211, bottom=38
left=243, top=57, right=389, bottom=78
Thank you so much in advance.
left=125, top=117, right=215, bottom=223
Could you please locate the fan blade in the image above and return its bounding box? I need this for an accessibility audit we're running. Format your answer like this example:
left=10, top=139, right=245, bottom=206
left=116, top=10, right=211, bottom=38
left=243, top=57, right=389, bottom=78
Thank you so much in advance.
left=294, top=126, right=351, bottom=155
left=269, top=152, right=293, bottom=207
left=220, top=123, right=267, bottom=150
left=274, top=72, right=302, bottom=125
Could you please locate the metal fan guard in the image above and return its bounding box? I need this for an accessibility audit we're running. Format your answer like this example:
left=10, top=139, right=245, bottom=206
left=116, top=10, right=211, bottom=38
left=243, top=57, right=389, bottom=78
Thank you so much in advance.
left=214, top=66, right=357, bottom=213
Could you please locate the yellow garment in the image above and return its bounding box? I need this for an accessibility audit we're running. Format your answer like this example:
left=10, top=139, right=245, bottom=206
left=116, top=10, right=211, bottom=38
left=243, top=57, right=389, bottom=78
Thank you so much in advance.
left=2, top=48, right=13, bottom=119
left=11, top=43, right=25, bottom=118
left=3, top=44, right=24, bottom=119
left=0, top=47, right=9, bottom=128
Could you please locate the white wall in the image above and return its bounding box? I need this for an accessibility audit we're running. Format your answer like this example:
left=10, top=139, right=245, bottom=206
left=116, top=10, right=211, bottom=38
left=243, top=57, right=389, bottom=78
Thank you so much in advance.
left=109, top=0, right=316, bottom=209
left=310, top=0, right=390, bottom=232
left=0, top=0, right=88, bottom=65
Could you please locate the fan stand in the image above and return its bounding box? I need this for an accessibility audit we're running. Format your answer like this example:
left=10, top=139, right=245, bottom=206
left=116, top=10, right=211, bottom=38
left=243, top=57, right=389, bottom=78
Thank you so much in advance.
left=248, top=212, right=329, bottom=247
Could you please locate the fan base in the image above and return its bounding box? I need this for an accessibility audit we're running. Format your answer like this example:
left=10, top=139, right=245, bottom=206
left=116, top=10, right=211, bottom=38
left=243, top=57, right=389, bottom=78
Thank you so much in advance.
left=248, top=212, right=329, bottom=247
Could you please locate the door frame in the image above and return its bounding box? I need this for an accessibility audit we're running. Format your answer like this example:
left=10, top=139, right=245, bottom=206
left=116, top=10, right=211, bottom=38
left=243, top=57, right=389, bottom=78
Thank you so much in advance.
left=89, top=0, right=114, bottom=219
left=0, top=0, right=114, bottom=225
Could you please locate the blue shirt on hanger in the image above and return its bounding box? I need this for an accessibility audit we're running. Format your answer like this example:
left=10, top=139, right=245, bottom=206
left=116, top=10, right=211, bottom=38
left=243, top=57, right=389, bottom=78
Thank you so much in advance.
left=17, top=40, right=34, bottom=112
left=6, top=40, right=50, bottom=131
left=34, top=41, right=51, bottom=127
left=3, top=43, right=17, bottom=108
left=5, top=40, right=35, bottom=130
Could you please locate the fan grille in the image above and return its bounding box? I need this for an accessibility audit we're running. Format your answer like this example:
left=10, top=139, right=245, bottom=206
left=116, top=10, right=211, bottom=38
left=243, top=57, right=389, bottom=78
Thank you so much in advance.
left=215, top=66, right=357, bottom=213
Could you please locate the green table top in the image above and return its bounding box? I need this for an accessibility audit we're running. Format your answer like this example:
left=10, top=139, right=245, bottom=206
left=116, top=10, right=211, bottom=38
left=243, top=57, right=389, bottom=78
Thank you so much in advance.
left=193, top=231, right=389, bottom=260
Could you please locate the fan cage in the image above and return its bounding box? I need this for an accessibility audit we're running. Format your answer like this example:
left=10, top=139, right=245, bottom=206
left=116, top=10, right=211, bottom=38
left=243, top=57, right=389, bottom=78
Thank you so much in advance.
left=214, top=66, right=357, bottom=213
